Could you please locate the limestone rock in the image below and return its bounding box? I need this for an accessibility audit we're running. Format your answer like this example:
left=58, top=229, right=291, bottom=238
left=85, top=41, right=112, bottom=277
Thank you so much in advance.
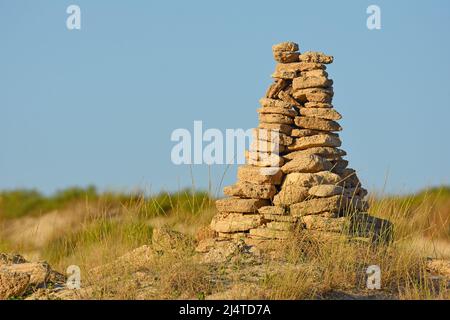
left=272, top=42, right=299, bottom=52
left=262, top=214, right=298, bottom=223
left=249, top=228, right=292, bottom=240
left=301, top=215, right=349, bottom=232
left=273, top=186, right=309, bottom=206
left=266, top=221, right=295, bottom=231
left=2, top=262, right=50, bottom=287
left=258, top=123, right=292, bottom=135
left=278, top=90, right=302, bottom=107
left=152, top=227, right=191, bottom=252
left=223, top=182, right=277, bottom=199
left=259, top=113, right=294, bottom=125
left=281, top=154, right=332, bottom=174
left=284, top=147, right=346, bottom=160
left=253, top=129, right=293, bottom=146
left=249, top=140, right=285, bottom=153
left=246, top=151, right=284, bottom=168
left=273, top=51, right=300, bottom=63
left=293, top=87, right=333, bottom=103
left=304, top=102, right=333, bottom=108
left=295, top=116, right=342, bottom=131
left=258, top=206, right=286, bottom=215
left=257, top=107, right=297, bottom=118
left=299, top=51, right=334, bottom=64
left=308, top=185, right=344, bottom=197
left=331, top=159, right=348, bottom=171
left=265, top=79, right=289, bottom=98
left=299, top=108, right=342, bottom=120
left=210, top=213, right=262, bottom=233
left=283, top=171, right=342, bottom=188
left=237, top=165, right=284, bottom=185
left=272, top=62, right=325, bottom=79
left=259, top=98, right=293, bottom=109
left=0, top=271, right=30, bottom=300
left=292, top=76, right=333, bottom=90
left=288, top=134, right=341, bottom=151
left=215, top=198, right=270, bottom=213
left=291, top=128, right=338, bottom=138
left=290, top=195, right=343, bottom=216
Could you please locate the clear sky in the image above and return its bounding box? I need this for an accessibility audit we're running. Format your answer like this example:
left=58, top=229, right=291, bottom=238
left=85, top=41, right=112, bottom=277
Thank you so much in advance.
left=1, top=0, right=449, bottom=195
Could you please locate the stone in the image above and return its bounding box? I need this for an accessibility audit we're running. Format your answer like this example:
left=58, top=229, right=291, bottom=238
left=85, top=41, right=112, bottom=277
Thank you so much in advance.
left=266, top=221, right=295, bottom=231
left=215, top=198, right=270, bottom=213
left=246, top=151, right=285, bottom=168
left=273, top=186, right=309, bottom=206
left=218, top=232, right=248, bottom=240
left=349, top=213, right=393, bottom=243
left=0, top=271, right=30, bottom=300
left=259, top=113, right=294, bottom=125
left=283, top=171, right=342, bottom=188
left=223, top=182, right=277, bottom=199
left=273, top=51, right=300, bottom=63
left=287, top=134, right=341, bottom=151
left=272, top=62, right=325, bottom=79
left=284, top=147, right=346, bottom=160
left=301, top=69, right=329, bottom=78
left=265, top=79, right=289, bottom=98
left=152, top=227, right=190, bottom=252
left=259, top=98, right=292, bottom=109
left=272, top=42, right=299, bottom=52
left=281, top=154, right=333, bottom=174
left=330, top=159, right=348, bottom=171
left=249, top=228, right=292, bottom=240
left=257, top=107, right=296, bottom=118
left=301, top=215, right=349, bottom=232
left=336, top=168, right=360, bottom=187
left=262, top=214, right=298, bottom=223
left=290, top=195, right=343, bottom=216
left=253, top=129, right=293, bottom=146
left=258, top=206, right=286, bottom=215
left=299, top=108, right=342, bottom=120
left=278, top=90, right=302, bottom=107
left=237, top=165, right=283, bottom=185
left=2, top=262, right=50, bottom=286
left=295, top=116, right=342, bottom=131
left=293, top=87, right=333, bottom=103
left=249, top=140, right=285, bottom=153
left=304, top=102, right=333, bottom=108
left=308, top=185, right=344, bottom=197
left=292, top=76, right=333, bottom=90
left=299, top=51, right=333, bottom=64
left=196, top=238, right=246, bottom=263
left=258, top=123, right=292, bottom=135
left=290, top=128, right=338, bottom=138
left=210, top=213, right=262, bottom=233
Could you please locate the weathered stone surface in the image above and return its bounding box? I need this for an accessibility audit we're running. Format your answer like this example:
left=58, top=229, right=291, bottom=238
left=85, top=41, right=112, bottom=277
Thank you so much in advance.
left=223, top=182, right=277, bottom=199
left=304, top=102, right=333, bottom=108
left=299, top=51, right=333, bottom=64
left=237, top=165, right=283, bottom=185
left=299, top=108, right=342, bottom=120
left=283, top=171, right=342, bottom=188
left=301, top=215, right=349, bottom=232
left=290, top=128, right=338, bottom=138
left=273, top=186, right=309, bottom=206
left=343, top=186, right=368, bottom=198
left=292, top=76, right=333, bottom=90
left=152, top=227, right=190, bottom=252
left=336, top=168, right=360, bottom=187
left=249, top=140, right=285, bottom=153
left=253, top=129, right=293, bottom=146
left=295, top=116, right=342, bottom=131
left=342, top=196, right=369, bottom=213
left=281, top=154, right=332, bottom=174
left=246, top=151, right=284, bottom=167
left=258, top=123, right=292, bottom=135
left=290, top=195, right=343, bottom=216
left=215, top=198, right=270, bottom=213
left=266, top=221, right=295, bottom=231
left=210, top=213, right=262, bottom=233
left=259, top=113, right=294, bottom=125
left=284, top=147, right=346, bottom=160
left=330, top=159, right=348, bottom=171
left=218, top=232, right=247, bottom=240
left=249, top=228, right=292, bottom=239
left=272, top=42, right=299, bottom=52
left=2, top=262, right=50, bottom=286
left=272, top=63, right=325, bottom=79
left=301, top=69, right=329, bottom=78
left=0, top=271, right=30, bottom=300
left=278, top=90, right=302, bottom=107
left=258, top=206, right=286, bottom=215
left=259, top=98, right=292, bottom=109
left=265, top=79, right=289, bottom=98
left=293, top=87, right=333, bottom=103
left=349, top=213, right=393, bottom=243
left=287, top=134, right=341, bottom=151
left=257, top=107, right=296, bottom=118
left=195, top=238, right=246, bottom=263
left=262, top=214, right=298, bottom=223
left=308, top=184, right=344, bottom=197
left=273, top=51, right=300, bottom=63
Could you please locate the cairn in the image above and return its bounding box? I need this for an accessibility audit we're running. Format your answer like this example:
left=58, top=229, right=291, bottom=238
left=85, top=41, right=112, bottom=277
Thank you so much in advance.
left=200, top=42, right=391, bottom=253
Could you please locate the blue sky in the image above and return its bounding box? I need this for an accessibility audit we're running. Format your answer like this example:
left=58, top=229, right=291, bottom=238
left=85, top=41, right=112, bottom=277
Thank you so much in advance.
left=1, top=0, right=449, bottom=195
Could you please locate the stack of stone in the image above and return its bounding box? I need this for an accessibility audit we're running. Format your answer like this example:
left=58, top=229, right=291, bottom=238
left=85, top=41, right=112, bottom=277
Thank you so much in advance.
left=208, top=41, right=391, bottom=246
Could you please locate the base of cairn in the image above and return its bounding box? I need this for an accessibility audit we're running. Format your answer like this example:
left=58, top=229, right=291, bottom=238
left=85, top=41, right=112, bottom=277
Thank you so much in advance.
left=196, top=42, right=392, bottom=261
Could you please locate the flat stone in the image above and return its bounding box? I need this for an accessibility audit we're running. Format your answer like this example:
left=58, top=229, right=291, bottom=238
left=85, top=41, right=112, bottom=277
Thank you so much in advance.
left=272, top=62, right=326, bottom=79
left=349, top=213, right=393, bottom=242
left=215, top=198, right=270, bottom=213
left=258, top=206, right=286, bottom=215
left=292, top=76, right=333, bottom=90
left=290, top=195, right=343, bottom=216
left=246, top=151, right=285, bottom=167
left=330, top=159, right=348, bottom=171
left=309, top=184, right=344, bottom=197
left=301, top=69, right=329, bottom=78
left=299, top=108, right=342, bottom=120
left=223, top=182, right=277, bottom=199
left=273, top=51, right=300, bottom=63
left=249, top=140, right=285, bottom=153
left=293, top=87, right=334, bottom=103
left=266, top=221, right=295, bottom=231
left=0, top=271, right=30, bottom=300
left=336, top=168, right=360, bottom=187
left=287, top=134, right=342, bottom=151
left=272, top=42, right=299, bottom=52
left=257, top=107, right=296, bottom=118
left=259, top=113, right=294, bottom=125
left=295, top=116, right=342, bottom=131
left=210, top=213, right=263, bottom=233
left=218, top=232, right=248, bottom=240
left=301, top=215, right=349, bottom=232
left=283, top=171, right=342, bottom=188
left=343, top=186, right=368, bottom=198
left=258, top=123, right=292, bottom=135
left=290, top=128, right=338, bottom=138
left=249, top=228, right=292, bottom=240
left=273, top=186, right=309, bottom=206
left=284, top=147, right=346, bottom=160
left=281, top=154, right=332, bottom=174
left=262, top=214, right=298, bottom=223
left=259, top=98, right=293, bottom=109
left=253, top=128, right=293, bottom=146
left=237, top=165, right=283, bottom=185
left=299, top=51, right=334, bottom=64
left=278, top=90, right=302, bottom=107
left=265, top=79, right=289, bottom=98
left=304, top=102, right=333, bottom=108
